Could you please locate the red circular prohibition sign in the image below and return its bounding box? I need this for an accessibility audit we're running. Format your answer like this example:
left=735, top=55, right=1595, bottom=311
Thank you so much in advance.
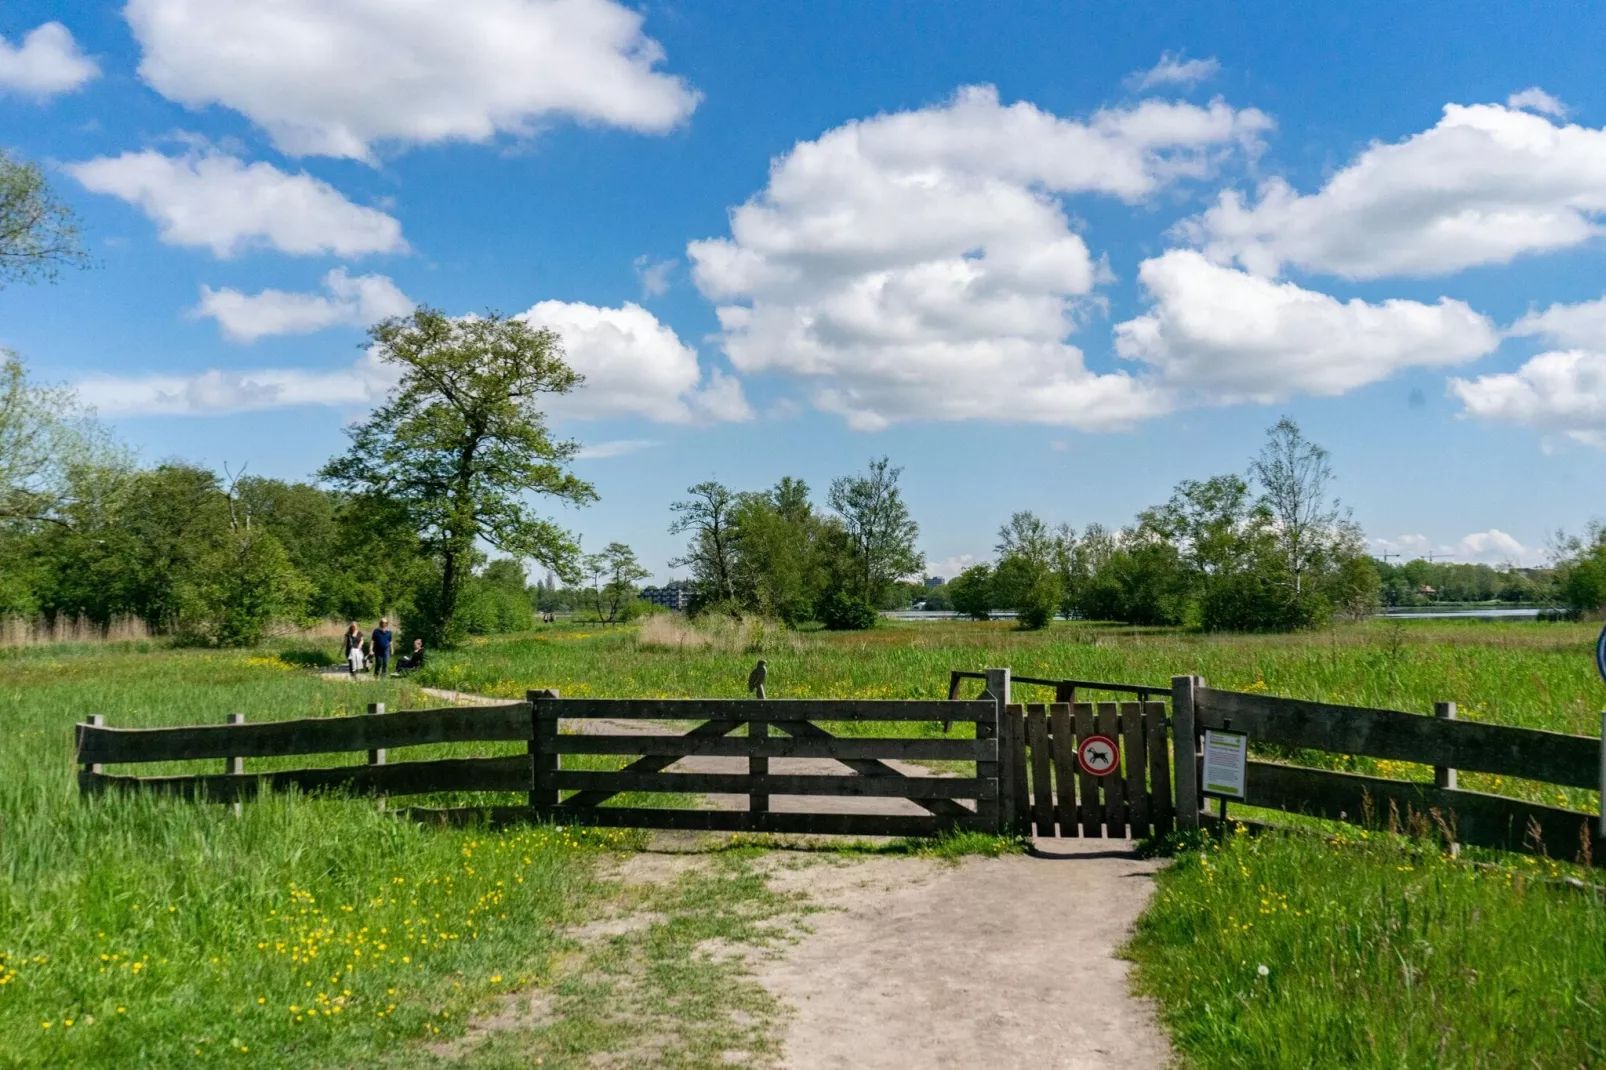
left=1077, top=734, right=1120, bottom=777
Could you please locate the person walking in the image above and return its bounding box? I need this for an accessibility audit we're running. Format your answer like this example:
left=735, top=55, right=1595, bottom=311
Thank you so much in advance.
left=342, top=622, right=364, bottom=677
left=370, top=617, right=393, bottom=677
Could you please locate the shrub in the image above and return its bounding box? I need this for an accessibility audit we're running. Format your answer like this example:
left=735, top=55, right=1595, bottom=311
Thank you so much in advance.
left=820, top=591, right=878, bottom=630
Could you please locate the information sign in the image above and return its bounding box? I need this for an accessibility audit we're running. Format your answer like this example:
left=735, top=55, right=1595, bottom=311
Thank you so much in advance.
left=1202, top=729, right=1248, bottom=800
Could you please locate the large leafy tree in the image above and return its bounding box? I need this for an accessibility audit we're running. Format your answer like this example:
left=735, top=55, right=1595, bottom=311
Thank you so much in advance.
left=668, top=481, right=740, bottom=609
left=827, top=457, right=923, bottom=605
left=0, top=150, right=88, bottom=289
left=322, top=308, right=595, bottom=646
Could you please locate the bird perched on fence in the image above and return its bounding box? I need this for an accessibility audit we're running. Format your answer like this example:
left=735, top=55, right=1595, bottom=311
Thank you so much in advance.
left=747, top=659, right=767, bottom=698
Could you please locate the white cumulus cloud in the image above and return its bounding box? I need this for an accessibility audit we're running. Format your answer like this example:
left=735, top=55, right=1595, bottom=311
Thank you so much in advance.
left=1507, top=87, right=1567, bottom=117
left=1509, top=291, right=1606, bottom=349
left=519, top=300, right=751, bottom=424
left=0, top=22, right=98, bottom=98
left=1113, top=251, right=1499, bottom=403
left=1450, top=349, right=1606, bottom=448
left=67, top=149, right=406, bottom=257
left=193, top=269, right=414, bottom=342
left=1184, top=102, right=1606, bottom=279
left=125, top=0, right=699, bottom=161
left=1372, top=530, right=1542, bottom=567
left=1126, top=51, right=1219, bottom=91
left=575, top=438, right=659, bottom=459
left=77, top=351, right=399, bottom=416
left=84, top=300, right=749, bottom=423
left=688, top=85, right=1271, bottom=430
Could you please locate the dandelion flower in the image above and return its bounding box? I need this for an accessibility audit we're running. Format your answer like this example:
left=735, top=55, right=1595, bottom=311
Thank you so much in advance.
left=1257, top=964, right=1270, bottom=978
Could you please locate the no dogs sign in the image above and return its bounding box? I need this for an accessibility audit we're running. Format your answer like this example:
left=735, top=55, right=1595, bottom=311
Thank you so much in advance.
left=1077, top=734, right=1120, bottom=777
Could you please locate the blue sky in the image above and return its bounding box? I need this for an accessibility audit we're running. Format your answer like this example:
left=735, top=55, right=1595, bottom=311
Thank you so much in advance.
left=5, top=1, right=1605, bottom=581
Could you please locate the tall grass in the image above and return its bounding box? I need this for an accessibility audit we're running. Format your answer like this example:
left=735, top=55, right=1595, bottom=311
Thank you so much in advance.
left=0, top=615, right=151, bottom=647
left=1127, top=827, right=1606, bottom=1067
left=420, top=616, right=1606, bottom=808
left=0, top=645, right=639, bottom=1068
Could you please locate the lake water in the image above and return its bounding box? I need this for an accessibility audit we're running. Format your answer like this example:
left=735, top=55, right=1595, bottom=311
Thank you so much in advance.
left=882, top=607, right=1547, bottom=622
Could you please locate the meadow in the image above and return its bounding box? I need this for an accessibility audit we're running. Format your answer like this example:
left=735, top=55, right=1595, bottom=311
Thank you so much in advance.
left=4, top=615, right=1604, bottom=1067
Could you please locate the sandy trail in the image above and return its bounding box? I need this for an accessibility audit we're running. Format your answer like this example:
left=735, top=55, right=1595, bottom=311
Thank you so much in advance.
left=411, top=684, right=1172, bottom=1067
left=755, top=841, right=1170, bottom=1070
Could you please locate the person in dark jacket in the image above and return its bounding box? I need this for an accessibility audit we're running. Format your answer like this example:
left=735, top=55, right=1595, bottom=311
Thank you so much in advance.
left=342, top=622, right=364, bottom=677
left=370, top=617, right=393, bottom=677
left=397, top=638, right=425, bottom=673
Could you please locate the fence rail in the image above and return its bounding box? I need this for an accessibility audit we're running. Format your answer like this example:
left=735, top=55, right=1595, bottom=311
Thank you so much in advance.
left=75, top=692, right=1003, bottom=838
left=1173, top=676, right=1605, bottom=865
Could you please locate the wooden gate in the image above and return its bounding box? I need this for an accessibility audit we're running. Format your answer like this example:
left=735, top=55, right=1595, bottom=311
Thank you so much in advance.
left=1003, top=701, right=1174, bottom=839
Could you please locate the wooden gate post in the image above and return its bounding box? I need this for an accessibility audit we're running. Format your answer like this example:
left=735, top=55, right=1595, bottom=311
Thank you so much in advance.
left=78, top=714, right=104, bottom=796
left=1434, top=701, right=1458, bottom=856
left=226, top=713, right=245, bottom=817
left=367, top=702, right=386, bottom=811
left=529, top=689, right=559, bottom=812
left=1171, top=675, right=1201, bottom=831
left=983, top=667, right=1011, bottom=835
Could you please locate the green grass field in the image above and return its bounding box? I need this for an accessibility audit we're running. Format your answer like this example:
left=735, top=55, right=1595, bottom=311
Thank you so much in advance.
left=4, top=616, right=1604, bottom=1067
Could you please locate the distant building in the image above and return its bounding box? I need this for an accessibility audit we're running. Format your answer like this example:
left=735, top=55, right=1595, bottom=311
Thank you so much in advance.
left=924, top=576, right=946, bottom=589
left=641, top=586, right=692, bottom=612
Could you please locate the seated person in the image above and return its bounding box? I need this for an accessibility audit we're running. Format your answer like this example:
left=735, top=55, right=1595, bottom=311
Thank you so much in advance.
left=396, top=637, right=426, bottom=673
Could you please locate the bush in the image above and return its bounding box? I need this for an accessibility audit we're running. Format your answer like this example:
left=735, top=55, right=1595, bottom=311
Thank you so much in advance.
left=948, top=564, right=995, bottom=621
left=820, top=591, right=877, bottom=630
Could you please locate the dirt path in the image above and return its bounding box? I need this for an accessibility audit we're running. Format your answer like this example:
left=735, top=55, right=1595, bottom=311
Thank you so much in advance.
left=756, top=842, right=1171, bottom=1069
left=404, top=682, right=1173, bottom=1066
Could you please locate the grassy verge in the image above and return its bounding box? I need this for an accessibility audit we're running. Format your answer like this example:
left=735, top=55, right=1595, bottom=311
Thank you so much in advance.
left=0, top=643, right=780, bottom=1068
left=1126, top=827, right=1606, bottom=1068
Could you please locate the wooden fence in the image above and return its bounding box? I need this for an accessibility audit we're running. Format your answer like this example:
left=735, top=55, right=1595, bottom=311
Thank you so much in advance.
left=75, top=690, right=1001, bottom=838
left=1172, top=675, right=1606, bottom=863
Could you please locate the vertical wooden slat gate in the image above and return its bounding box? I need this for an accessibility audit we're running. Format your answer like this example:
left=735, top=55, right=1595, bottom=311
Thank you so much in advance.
left=1003, top=701, right=1174, bottom=839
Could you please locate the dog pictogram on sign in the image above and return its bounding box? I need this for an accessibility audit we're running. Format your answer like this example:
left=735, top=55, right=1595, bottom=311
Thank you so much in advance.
left=1077, top=734, right=1120, bottom=777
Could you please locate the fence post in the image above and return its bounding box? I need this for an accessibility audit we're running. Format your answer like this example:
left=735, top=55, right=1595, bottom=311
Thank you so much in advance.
left=1172, top=676, right=1200, bottom=830
left=984, top=667, right=1012, bottom=835
left=79, top=714, right=104, bottom=796
left=1599, top=710, right=1605, bottom=839
left=367, top=702, right=386, bottom=811
left=529, top=689, right=559, bottom=813
left=1428, top=702, right=1458, bottom=858
left=225, top=713, right=245, bottom=817
left=750, top=688, right=769, bottom=816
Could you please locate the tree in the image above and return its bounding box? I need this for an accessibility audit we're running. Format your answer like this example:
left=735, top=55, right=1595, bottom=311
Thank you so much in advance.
left=993, top=511, right=1063, bottom=629
left=1251, top=417, right=1345, bottom=596
left=669, top=481, right=740, bottom=610
left=321, top=308, right=596, bottom=646
left=583, top=542, right=650, bottom=623
left=948, top=564, right=995, bottom=621
left=827, top=457, right=923, bottom=604
left=0, top=354, right=127, bottom=527
left=0, top=150, right=89, bottom=288
left=729, top=477, right=833, bottom=624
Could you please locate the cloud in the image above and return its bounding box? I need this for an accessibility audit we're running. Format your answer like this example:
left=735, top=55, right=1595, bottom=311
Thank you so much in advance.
left=1449, top=349, right=1606, bottom=447
left=81, top=301, right=747, bottom=423
left=632, top=255, right=675, bottom=298
left=0, top=22, right=99, bottom=98
left=1509, top=291, right=1606, bottom=349
left=688, top=85, right=1270, bottom=430
left=1507, top=87, right=1567, bottom=117
left=194, top=269, right=414, bottom=342
left=77, top=351, right=399, bottom=416
left=520, top=300, right=751, bottom=424
left=1113, top=250, right=1499, bottom=403
left=1126, top=51, right=1220, bottom=91
left=925, top=554, right=980, bottom=580
left=124, top=0, right=699, bottom=161
left=67, top=149, right=406, bottom=257
left=575, top=438, right=659, bottom=459
left=1184, top=102, right=1606, bottom=279
left=1371, top=530, right=1542, bottom=567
